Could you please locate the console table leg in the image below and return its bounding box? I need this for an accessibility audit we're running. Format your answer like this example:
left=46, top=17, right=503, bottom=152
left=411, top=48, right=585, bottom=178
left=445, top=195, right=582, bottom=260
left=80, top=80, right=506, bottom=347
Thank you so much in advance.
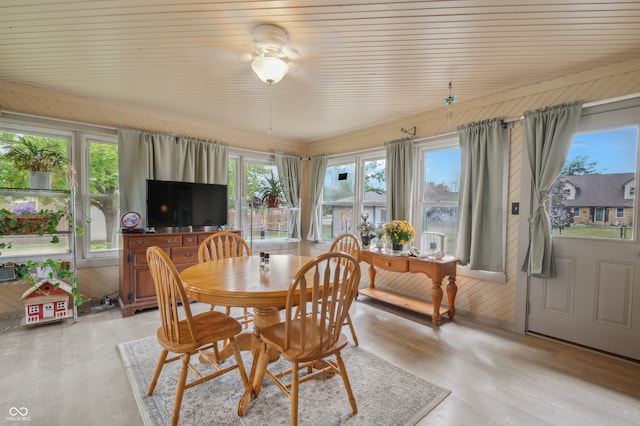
left=446, top=276, right=458, bottom=319
left=431, top=281, right=443, bottom=326
left=367, top=264, right=377, bottom=288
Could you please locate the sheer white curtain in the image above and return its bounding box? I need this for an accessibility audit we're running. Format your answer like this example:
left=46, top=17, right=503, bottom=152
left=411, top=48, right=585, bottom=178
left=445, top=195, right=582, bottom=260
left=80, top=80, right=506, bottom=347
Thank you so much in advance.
left=456, top=118, right=508, bottom=271
left=275, top=152, right=301, bottom=239
left=306, top=154, right=328, bottom=241
left=521, top=101, right=583, bottom=277
left=385, top=138, right=414, bottom=221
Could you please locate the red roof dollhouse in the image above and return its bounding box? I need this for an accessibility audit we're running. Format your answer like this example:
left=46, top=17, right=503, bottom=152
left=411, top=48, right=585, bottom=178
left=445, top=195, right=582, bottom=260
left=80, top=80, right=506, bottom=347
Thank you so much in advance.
left=21, top=279, right=74, bottom=325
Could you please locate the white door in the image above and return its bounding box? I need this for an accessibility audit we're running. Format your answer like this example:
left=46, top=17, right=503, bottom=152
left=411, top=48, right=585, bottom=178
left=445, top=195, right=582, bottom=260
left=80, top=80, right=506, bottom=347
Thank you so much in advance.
left=527, top=100, right=640, bottom=360
left=42, top=302, right=54, bottom=318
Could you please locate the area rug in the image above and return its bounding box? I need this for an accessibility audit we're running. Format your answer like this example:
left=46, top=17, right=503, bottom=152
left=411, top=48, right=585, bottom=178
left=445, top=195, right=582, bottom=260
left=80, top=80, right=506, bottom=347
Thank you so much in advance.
left=118, top=336, right=450, bottom=425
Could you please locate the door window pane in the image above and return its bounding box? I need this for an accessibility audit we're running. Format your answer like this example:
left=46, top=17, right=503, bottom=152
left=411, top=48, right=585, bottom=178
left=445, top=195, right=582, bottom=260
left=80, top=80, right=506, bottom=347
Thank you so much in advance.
left=552, top=126, right=637, bottom=239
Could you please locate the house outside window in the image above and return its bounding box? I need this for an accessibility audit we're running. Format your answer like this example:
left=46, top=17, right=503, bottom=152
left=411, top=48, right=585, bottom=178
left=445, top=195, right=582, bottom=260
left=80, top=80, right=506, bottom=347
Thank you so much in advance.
left=552, top=126, right=636, bottom=238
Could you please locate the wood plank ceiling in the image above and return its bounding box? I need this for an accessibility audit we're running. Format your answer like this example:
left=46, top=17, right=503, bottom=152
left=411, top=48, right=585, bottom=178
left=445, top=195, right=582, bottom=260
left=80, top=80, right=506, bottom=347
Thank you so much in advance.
left=1, top=1, right=640, bottom=143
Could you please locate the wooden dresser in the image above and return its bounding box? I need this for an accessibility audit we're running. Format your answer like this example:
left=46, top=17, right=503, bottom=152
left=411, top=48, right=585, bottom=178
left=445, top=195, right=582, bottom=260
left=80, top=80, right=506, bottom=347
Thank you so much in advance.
left=118, top=230, right=239, bottom=317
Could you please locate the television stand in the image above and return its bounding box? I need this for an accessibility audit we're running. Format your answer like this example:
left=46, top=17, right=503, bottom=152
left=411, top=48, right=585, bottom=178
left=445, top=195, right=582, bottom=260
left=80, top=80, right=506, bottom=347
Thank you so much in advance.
left=118, top=229, right=241, bottom=317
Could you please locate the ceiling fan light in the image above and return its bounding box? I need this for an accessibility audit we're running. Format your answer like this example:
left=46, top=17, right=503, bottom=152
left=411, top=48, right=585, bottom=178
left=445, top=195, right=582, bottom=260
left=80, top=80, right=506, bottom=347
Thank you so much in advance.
left=251, top=56, right=288, bottom=85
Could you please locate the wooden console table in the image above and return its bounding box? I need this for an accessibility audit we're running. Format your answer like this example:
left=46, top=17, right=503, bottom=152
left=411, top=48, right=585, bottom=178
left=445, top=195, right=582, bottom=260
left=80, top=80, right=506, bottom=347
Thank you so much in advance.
left=358, top=249, right=458, bottom=325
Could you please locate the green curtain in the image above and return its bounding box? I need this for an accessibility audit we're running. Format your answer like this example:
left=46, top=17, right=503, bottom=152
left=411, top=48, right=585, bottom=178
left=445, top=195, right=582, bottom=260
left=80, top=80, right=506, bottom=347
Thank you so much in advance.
left=385, top=138, right=413, bottom=221
left=118, top=127, right=228, bottom=227
left=306, top=154, right=328, bottom=241
left=118, top=128, right=175, bottom=221
left=276, top=152, right=301, bottom=239
left=521, top=101, right=583, bottom=278
left=456, top=118, right=508, bottom=271
left=177, top=137, right=228, bottom=184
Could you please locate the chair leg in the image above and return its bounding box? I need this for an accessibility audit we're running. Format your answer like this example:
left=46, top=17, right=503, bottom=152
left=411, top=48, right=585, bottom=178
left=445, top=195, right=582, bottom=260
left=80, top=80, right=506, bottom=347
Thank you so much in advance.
left=147, top=349, right=168, bottom=396
left=291, top=361, right=299, bottom=426
left=170, top=353, right=191, bottom=426
left=335, top=352, right=358, bottom=413
left=345, top=313, right=359, bottom=346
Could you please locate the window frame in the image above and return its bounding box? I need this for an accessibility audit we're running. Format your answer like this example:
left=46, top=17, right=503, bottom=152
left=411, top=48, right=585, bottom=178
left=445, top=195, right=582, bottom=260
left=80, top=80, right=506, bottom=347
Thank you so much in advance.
left=81, top=134, right=119, bottom=260
left=1, top=113, right=119, bottom=267
left=321, top=149, right=386, bottom=241
left=229, top=149, right=295, bottom=250
left=414, top=133, right=508, bottom=283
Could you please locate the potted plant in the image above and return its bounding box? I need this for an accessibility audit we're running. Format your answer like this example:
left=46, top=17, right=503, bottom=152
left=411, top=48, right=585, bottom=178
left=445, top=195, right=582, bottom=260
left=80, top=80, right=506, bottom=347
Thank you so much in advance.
left=257, top=171, right=286, bottom=208
left=2, top=136, right=67, bottom=189
left=0, top=205, right=66, bottom=241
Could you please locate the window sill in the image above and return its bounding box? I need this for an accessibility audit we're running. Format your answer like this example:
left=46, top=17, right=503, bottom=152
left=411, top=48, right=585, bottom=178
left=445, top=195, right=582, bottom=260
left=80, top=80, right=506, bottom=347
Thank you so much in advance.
left=456, top=265, right=506, bottom=284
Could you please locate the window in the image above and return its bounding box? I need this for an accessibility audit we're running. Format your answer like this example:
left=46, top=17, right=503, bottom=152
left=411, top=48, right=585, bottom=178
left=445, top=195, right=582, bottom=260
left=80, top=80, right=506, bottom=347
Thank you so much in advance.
left=362, top=157, right=387, bottom=226
left=1, top=115, right=119, bottom=264
left=0, top=128, right=72, bottom=257
left=616, top=208, right=624, bottom=219
left=322, top=161, right=355, bottom=239
left=321, top=152, right=387, bottom=241
left=417, top=141, right=460, bottom=256
left=85, top=137, right=119, bottom=254
left=245, top=160, right=288, bottom=240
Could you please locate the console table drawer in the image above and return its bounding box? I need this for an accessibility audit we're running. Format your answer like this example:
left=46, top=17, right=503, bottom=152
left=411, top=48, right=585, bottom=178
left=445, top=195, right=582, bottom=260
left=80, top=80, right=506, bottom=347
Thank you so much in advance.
left=372, top=256, right=408, bottom=272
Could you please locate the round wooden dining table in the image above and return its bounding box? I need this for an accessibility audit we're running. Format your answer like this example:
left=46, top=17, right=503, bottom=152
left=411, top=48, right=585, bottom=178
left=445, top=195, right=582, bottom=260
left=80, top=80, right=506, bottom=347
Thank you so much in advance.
left=180, top=254, right=313, bottom=355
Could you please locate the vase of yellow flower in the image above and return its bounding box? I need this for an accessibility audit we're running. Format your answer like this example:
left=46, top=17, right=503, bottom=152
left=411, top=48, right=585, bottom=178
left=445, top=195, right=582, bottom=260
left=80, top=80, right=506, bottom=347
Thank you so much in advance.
left=384, top=220, right=415, bottom=252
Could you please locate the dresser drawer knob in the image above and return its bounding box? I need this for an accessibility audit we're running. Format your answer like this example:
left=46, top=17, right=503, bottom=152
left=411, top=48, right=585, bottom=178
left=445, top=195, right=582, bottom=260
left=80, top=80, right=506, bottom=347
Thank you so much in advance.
left=184, top=251, right=194, bottom=257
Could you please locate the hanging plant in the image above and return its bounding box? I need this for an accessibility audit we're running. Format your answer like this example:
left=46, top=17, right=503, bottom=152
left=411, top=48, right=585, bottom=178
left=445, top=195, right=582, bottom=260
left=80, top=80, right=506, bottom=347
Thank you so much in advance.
left=0, top=207, right=66, bottom=239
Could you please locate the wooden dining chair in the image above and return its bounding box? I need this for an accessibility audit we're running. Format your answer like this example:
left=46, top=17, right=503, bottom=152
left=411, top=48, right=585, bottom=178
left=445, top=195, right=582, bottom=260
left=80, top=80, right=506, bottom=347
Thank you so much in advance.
left=330, top=233, right=361, bottom=346
left=198, top=231, right=253, bottom=327
left=146, top=246, right=249, bottom=426
left=238, top=251, right=361, bottom=426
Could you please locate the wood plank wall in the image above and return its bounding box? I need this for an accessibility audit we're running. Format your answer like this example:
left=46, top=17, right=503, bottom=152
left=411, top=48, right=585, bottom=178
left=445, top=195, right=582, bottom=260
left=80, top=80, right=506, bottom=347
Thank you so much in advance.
left=1, top=58, right=639, bottom=324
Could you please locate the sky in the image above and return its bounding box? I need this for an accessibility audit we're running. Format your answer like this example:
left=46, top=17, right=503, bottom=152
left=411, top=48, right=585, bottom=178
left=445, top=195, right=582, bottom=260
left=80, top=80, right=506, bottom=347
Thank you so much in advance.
left=426, top=125, right=638, bottom=184
left=569, top=126, right=637, bottom=174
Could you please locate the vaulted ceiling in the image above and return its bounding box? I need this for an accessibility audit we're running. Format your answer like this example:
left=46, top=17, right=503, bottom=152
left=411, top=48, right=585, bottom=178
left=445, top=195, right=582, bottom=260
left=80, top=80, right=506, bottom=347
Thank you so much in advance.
left=1, top=1, right=640, bottom=143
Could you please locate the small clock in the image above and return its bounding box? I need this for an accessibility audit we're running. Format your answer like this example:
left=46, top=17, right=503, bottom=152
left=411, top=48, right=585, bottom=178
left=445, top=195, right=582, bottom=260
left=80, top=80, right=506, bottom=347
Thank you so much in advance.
left=120, top=211, right=141, bottom=229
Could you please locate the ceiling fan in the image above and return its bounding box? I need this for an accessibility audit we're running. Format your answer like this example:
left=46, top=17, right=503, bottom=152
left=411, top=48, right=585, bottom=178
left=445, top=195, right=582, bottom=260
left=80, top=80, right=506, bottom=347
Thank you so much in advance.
left=249, top=24, right=296, bottom=85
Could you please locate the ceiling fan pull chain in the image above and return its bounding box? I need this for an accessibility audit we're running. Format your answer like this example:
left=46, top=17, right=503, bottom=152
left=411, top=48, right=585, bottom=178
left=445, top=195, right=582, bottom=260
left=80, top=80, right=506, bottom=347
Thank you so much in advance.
left=268, top=83, right=273, bottom=137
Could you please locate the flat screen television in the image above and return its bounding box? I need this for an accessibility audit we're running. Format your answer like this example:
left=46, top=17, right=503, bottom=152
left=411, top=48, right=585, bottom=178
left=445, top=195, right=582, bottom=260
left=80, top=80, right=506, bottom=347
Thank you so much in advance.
left=146, top=179, right=228, bottom=230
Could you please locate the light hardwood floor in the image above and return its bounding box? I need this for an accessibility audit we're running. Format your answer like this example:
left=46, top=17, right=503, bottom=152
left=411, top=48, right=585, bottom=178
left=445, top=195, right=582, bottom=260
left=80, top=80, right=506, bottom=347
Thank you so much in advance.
left=1, top=299, right=639, bottom=426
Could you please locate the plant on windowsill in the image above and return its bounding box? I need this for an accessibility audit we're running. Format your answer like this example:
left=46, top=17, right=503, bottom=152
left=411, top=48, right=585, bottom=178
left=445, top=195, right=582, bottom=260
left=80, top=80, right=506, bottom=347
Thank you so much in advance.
left=257, top=171, right=287, bottom=208
left=1, top=136, right=68, bottom=189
